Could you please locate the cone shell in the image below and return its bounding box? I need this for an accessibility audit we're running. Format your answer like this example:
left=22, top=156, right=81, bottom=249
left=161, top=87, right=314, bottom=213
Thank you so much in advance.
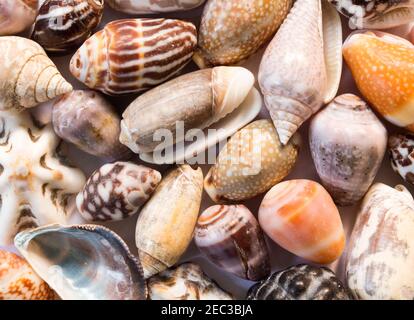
left=135, top=165, right=203, bottom=278
left=52, top=90, right=132, bottom=160
left=259, top=0, right=342, bottom=145
left=343, top=31, right=414, bottom=131
left=76, top=162, right=162, bottom=222
left=389, top=133, right=414, bottom=185
left=120, top=66, right=254, bottom=154
left=148, top=263, right=233, bottom=300
left=346, top=183, right=414, bottom=300
left=0, top=0, right=37, bottom=36
left=258, top=180, right=345, bottom=264
left=0, top=249, right=55, bottom=300
left=31, top=0, right=104, bottom=52
left=195, top=205, right=270, bottom=281
left=193, top=0, right=292, bottom=68
left=204, top=119, right=300, bottom=203
left=310, top=94, right=387, bottom=206
left=107, top=0, right=206, bottom=14
left=0, top=36, right=73, bottom=110
left=70, top=18, right=197, bottom=95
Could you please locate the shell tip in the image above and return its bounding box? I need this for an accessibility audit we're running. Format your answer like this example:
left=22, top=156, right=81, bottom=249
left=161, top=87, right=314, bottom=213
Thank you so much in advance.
left=203, top=170, right=221, bottom=203
left=138, top=250, right=168, bottom=279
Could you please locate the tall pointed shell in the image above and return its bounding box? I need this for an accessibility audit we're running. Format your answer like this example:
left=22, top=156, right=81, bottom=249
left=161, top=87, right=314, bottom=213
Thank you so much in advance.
left=136, top=165, right=203, bottom=278
left=0, top=0, right=37, bottom=36
left=31, top=0, right=104, bottom=52
left=15, top=224, right=147, bottom=300
left=0, top=37, right=73, bottom=110
left=343, top=31, right=414, bottom=132
left=389, top=133, right=414, bottom=185
left=70, top=18, right=197, bottom=96
left=259, top=0, right=342, bottom=145
left=0, top=249, right=55, bottom=300
left=204, top=119, right=300, bottom=203
left=310, top=94, right=387, bottom=206
left=193, top=0, right=293, bottom=68
left=107, top=0, right=206, bottom=14
left=346, top=183, right=414, bottom=300
left=120, top=67, right=254, bottom=154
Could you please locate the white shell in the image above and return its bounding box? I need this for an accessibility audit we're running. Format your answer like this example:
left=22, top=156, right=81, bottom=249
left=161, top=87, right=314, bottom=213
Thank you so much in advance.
left=107, top=0, right=206, bottom=14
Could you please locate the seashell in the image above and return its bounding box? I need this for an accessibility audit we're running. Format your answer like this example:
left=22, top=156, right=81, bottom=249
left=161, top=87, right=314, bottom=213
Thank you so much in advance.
left=389, top=133, right=414, bottom=185
left=148, top=263, right=233, bottom=300
left=310, top=94, right=387, bottom=206
left=107, top=0, right=206, bottom=14
left=195, top=205, right=270, bottom=281
left=0, top=36, right=73, bottom=110
left=0, top=110, right=85, bottom=246
left=346, top=183, right=414, bottom=300
left=120, top=66, right=255, bottom=155
left=136, top=165, right=203, bottom=278
left=0, top=249, right=55, bottom=300
left=329, top=0, right=414, bottom=29
left=204, top=119, right=300, bottom=203
left=258, top=180, right=345, bottom=264
left=76, top=162, right=162, bottom=222
left=259, top=0, right=343, bottom=145
left=343, top=31, right=414, bottom=132
left=70, top=18, right=197, bottom=96
left=193, top=0, right=293, bottom=68
left=52, top=90, right=132, bottom=160
left=0, top=0, right=37, bottom=36
left=31, top=0, right=104, bottom=52
left=247, top=264, right=352, bottom=300
left=15, top=224, right=148, bottom=300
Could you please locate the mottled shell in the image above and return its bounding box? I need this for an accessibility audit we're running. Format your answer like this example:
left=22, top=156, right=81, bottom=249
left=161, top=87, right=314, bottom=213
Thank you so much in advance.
left=15, top=224, right=147, bottom=300
left=195, top=205, right=270, bottom=281
left=389, top=133, right=414, bottom=185
left=120, top=67, right=254, bottom=154
left=148, top=263, right=233, bottom=300
left=70, top=18, right=197, bottom=95
left=76, top=162, right=162, bottom=222
left=346, top=183, right=414, bottom=300
left=310, top=94, right=387, bottom=206
left=329, top=0, right=414, bottom=29
left=107, top=0, right=205, bottom=14
left=0, top=249, right=55, bottom=300
left=52, top=90, right=132, bottom=160
left=204, top=119, right=300, bottom=203
left=259, top=180, right=345, bottom=264
left=343, top=31, right=414, bottom=132
left=247, top=264, right=352, bottom=300
left=193, top=0, right=292, bottom=68
left=0, top=0, right=37, bottom=36
left=31, top=0, right=104, bottom=52
left=0, top=37, right=73, bottom=110
left=136, top=165, right=203, bottom=278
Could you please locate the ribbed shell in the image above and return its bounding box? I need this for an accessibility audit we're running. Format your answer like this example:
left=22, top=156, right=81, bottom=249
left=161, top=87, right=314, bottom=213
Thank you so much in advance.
left=0, top=0, right=37, bottom=36
left=107, top=0, right=206, bottom=14
left=31, top=0, right=104, bottom=52
left=389, top=133, right=414, bottom=185
left=193, top=0, right=292, bottom=68
left=70, top=18, right=197, bottom=95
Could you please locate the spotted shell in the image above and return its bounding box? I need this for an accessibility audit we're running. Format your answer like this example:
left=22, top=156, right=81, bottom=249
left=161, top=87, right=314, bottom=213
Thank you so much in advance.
left=0, top=0, right=38, bottom=36
left=107, top=0, right=206, bottom=14
left=389, top=133, right=414, bottom=185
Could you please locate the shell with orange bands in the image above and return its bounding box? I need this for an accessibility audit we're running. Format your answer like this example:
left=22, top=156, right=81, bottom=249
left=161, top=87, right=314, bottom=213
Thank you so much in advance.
left=343, top=31, right=414, bottom=131
left=258, top=180, right=345, bottom=264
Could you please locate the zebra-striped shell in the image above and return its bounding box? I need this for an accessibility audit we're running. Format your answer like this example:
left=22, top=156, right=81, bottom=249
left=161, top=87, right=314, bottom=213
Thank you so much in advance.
left=70, top=18, right=197, bottom=95
left=31, top=0, right=104, bottom=52
left=0, top=0, right=37, bottom=36
left=389, top=133, right=414, bottom=185
left=107, top=0, right=206, bottom=14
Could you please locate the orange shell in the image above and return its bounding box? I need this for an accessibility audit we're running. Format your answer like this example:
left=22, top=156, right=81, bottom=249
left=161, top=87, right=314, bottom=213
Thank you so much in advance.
left=258, top=180, right=345, bottom=264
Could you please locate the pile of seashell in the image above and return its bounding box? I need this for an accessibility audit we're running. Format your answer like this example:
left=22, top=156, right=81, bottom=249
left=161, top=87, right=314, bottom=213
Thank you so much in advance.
left=1, top=0, right=414, bottom=301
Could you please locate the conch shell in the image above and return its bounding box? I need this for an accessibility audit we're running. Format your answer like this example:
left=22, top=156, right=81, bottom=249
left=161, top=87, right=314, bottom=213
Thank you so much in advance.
left=15, top=224, right=148, bottom=300
left=193, top=0, right=293, bottom=68
left=107, top=0, right=206, bottom=14
left=259, top=0, right=342, bottom=145
left=0, top=0, right=37, bottom=36
left=343, top=31, right=414, bottom=132
left=135, top=165, right=203, bottom=278
left=389, top=133, right=414, bottom=185
left=310, top=94, right=387, bottom=206
left=346, top=183, right=414, bottom=300
left=0, top=37, right=73, bottom=110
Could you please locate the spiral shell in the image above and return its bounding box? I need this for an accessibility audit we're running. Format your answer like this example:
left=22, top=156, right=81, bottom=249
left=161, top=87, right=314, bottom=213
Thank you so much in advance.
left=389, top=133, right=414, bottom=185
left=0, top=37, right=73, bottom=110
left=0, top=0, right=37, bottom=36
left=31, top=0, right=104, bottom=52
left=70, top=18, right=197, bottom=95
left=107, top=0, right=206, bottom=14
